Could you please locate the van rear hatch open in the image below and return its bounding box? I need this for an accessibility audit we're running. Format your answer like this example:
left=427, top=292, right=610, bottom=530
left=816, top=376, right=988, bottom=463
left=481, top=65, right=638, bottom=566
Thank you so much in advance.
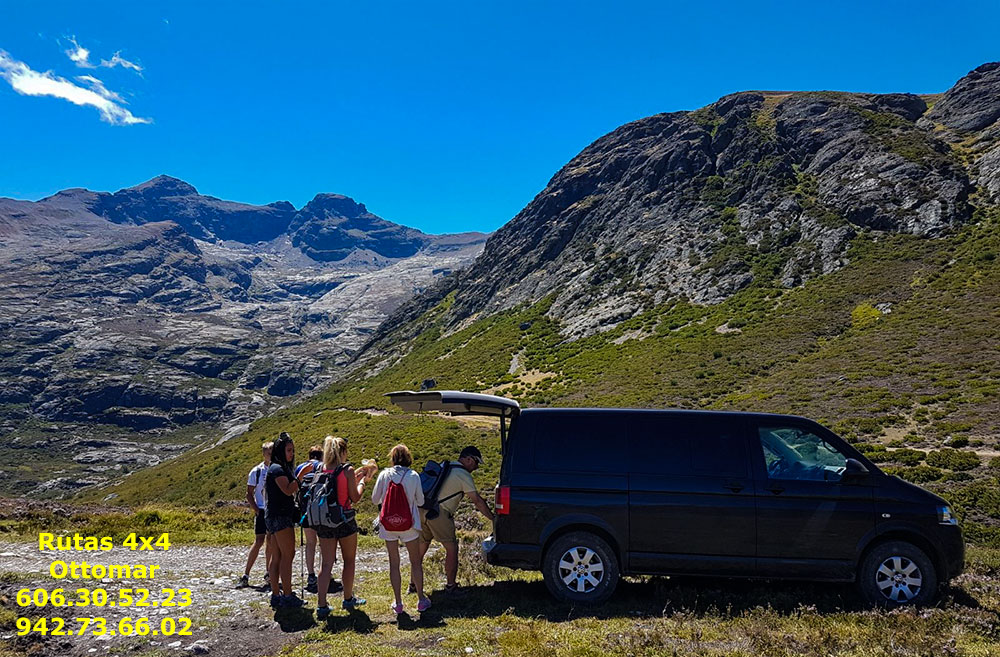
left=384, top=390, right=520, bottom=446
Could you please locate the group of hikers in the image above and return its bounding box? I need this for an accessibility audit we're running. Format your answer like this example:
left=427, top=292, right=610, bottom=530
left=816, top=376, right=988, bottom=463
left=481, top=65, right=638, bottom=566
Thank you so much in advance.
left=238, top=433, right=494, bottom=619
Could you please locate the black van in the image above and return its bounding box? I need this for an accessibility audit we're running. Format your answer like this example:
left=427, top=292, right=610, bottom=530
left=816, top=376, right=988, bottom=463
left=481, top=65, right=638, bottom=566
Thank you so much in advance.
left=386, top=391, right=964, bottom=607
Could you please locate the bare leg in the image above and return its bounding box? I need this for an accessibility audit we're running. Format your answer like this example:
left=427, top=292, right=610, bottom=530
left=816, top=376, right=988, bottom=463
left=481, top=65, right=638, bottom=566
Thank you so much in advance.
left=386, top=539, right=402, bottom=606
left=274, top=528, right=296, bottom=596
left=305, top=528, right=318, bottom=576
left=442, top=541, right=459, bottom=587
left=404, top=538, right=427, bottom=602
left=412, top=539, right=431, bottom=589
left=339, top=533, right=358, bottom=600
left=317, top=537, right=336, bottom=608
left=266, top=533, right=279, bottom=596
left=244, top=534, right=265, bottom=577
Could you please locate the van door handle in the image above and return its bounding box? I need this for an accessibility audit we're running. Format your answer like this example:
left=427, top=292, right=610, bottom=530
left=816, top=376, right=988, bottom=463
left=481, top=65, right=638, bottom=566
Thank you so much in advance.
left=723, top=480, right=744, bottom=493
left=766, top=485, right=785, bottom=495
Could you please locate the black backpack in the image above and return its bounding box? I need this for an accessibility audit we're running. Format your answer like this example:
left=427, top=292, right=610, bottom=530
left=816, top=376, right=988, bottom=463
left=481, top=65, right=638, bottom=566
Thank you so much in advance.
left=419, top=460, right=463, bottom=520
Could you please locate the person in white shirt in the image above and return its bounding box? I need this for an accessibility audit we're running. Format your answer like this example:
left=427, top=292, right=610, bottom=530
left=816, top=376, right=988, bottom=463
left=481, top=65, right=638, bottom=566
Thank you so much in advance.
left=371, top=444, right=431, bottom=615
left=237, top=442, right=272, bottom=589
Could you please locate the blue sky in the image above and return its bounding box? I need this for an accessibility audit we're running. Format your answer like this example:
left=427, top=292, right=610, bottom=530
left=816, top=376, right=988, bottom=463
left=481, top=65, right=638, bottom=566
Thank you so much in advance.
left=1, top=1, right=998, bottom=234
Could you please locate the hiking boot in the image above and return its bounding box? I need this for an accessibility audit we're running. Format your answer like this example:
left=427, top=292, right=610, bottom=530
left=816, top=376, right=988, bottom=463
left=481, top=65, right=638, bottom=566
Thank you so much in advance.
left=269, top=593, right=281, bottom=608
left=315, top=605, right=331, bottom=620
left=235, top=575, right=250, bottom=589
left=279, top=594, right=306, bottom=608
left=329, top=578, right=343, bottom=593
left=342, top=596, right=366, bottom=610
left=306, top=574, right=318, bottom=593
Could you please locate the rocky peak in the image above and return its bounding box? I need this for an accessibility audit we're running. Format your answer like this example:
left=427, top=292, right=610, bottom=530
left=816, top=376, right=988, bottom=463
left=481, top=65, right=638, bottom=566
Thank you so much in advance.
left=128, top=175, right=199, bottom=198
left=925, top=62, right=1000, bottom=132
left=299, top=193, right=369, bottom=219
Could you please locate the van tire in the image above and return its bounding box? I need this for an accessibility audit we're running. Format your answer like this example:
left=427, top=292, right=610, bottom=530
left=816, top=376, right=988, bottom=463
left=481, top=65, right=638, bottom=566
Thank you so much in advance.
left=858, top=540, right=938, bottom=607
left=543, top=531, right=619, bottom=604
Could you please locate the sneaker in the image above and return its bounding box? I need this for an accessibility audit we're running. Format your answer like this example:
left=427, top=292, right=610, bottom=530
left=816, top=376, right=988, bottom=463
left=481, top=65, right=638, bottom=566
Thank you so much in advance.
left=279, top=594, right=306, bottom=608
left=315, top=605, right=331, bottom=620
left=417, top=598, right=432, bottom=612
left=444, top=583, right=467, bottom=597
left=306, top=574, right=318, bottom=594
left=236, top=575, right=250, bottom=589
left=269, top=593, right=280, bottom=608
left=342, top=597, right=367, bottom=611
left=391, top=602, right=404, bottom=615
left=329, top=578, right=343, bottom=593
left=407, top=581, right=417, bottom=595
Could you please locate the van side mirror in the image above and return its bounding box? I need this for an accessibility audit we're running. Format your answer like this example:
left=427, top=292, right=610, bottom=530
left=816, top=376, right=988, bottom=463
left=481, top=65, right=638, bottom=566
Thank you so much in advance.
left=841, top=458, right=869, bottom=484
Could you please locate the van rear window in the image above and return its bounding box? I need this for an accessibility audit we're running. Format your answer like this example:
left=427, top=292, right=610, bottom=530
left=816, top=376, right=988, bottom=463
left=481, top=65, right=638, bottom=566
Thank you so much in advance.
left=628, top=414, right=748, bottom=477
left=531, top=413, right=626, bottom=473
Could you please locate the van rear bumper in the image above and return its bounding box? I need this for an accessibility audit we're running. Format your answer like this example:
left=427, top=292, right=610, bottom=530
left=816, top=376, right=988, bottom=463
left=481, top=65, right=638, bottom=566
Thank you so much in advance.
left=483, top=536, right=541, bottom=570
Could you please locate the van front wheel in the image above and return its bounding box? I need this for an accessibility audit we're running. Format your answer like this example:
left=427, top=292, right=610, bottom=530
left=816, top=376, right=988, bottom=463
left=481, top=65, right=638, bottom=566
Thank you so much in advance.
left=858, top=540, right=938, bottom=607
left=543, top=531, right=619, bottom=604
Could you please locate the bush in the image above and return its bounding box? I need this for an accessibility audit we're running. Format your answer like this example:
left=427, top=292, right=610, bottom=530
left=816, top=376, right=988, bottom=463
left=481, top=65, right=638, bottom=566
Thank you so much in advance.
left=926, top=448, right=981, bottom=471
left=890, top=448, right=927, bottom=467
left=887, top=465, right=943, bottom=483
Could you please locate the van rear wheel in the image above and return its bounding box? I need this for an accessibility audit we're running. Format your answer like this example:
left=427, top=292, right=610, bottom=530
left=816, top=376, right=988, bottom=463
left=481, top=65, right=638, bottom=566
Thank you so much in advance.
left=543, top=531, right=619, bottom=604
left=858, top=540, right=938, bottom=607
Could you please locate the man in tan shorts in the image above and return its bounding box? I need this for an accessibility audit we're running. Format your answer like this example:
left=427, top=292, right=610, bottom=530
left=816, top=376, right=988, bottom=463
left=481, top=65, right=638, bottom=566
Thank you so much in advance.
left=416, top=446, right=495, bottom=593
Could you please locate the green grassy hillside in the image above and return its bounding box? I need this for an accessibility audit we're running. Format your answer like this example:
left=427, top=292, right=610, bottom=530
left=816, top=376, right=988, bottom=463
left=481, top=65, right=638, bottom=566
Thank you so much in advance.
left=80, top=206, right=1000, bottom=544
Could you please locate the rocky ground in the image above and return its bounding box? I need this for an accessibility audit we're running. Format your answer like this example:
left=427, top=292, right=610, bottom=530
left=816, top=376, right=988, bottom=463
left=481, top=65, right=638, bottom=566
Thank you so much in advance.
left=0, top=538, right=417, bottom=657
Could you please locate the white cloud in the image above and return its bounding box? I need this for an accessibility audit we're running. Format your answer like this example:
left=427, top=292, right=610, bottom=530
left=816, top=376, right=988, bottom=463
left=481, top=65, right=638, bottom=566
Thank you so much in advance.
left=0, top=50, right=151, bottom=125
left=76, top=74, right=126, bottom=104
left=100, top=51, right=143, bottom=74
left=65, top=36, right=94, bottom=68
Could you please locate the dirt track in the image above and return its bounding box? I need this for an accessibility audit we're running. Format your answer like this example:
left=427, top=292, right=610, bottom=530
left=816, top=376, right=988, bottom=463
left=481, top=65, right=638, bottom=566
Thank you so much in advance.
left=0, top=539, right=407, bottom=657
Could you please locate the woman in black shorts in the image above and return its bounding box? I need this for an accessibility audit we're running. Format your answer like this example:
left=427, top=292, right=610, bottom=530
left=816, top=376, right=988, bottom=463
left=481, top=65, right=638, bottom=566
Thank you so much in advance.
left=315, top=436, right=371, bottom=619
left=264, top=432, right=305, bottom=608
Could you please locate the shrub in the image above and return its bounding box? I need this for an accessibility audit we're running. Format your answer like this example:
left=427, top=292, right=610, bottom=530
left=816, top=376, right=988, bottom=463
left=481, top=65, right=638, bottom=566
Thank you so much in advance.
left=887, top=465, right=943, bottom=483
left=890, top=448, right=927, bottom=466
left=926, top=448, right=981, bottom=471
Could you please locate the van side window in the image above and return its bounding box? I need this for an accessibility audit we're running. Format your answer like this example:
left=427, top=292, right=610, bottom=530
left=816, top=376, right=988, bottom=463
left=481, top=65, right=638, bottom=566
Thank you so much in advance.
left=532, top=414, right=626, bottom=473
left=629, top=415, right=748, bottom=477
left=758, top=426, right=848, bottom=482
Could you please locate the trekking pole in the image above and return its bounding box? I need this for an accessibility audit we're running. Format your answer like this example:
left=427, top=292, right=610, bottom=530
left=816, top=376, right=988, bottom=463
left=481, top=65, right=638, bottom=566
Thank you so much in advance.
left=299, top=523, right=305, bottom=599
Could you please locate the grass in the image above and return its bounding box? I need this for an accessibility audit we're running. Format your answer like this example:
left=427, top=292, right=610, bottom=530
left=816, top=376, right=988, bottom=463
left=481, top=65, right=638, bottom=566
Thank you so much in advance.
left=286, top=539, right=1000, bottom=657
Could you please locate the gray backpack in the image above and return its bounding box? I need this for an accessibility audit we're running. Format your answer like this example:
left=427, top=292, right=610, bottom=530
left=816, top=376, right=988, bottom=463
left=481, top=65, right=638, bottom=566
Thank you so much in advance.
left=300, top=464, right=347, bottom=529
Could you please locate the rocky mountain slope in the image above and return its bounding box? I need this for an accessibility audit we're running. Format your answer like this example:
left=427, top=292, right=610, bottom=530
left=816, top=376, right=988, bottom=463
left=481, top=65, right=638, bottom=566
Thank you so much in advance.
left=369, top=63, right=1000, bottom=349
left=0, top=176, right=486, bottom=494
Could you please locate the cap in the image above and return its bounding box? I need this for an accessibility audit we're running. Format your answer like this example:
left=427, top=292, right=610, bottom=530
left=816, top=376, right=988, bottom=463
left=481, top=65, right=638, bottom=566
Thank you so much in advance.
left=459, top=445, right=484, bottom=464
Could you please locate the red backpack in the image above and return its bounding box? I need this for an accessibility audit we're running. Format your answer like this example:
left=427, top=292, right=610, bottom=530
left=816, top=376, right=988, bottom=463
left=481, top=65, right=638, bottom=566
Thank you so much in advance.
left=379, top=472, right=413, bottom=532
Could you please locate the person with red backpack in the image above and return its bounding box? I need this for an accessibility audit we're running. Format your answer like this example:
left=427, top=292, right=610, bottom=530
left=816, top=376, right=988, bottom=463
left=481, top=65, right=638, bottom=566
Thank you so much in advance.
left=370, top=444, right=431, bottom=615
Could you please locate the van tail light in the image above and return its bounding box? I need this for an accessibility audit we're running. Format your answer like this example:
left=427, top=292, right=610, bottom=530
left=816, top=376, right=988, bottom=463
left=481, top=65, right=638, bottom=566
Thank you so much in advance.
left=495, top=485, right=510, bottom=515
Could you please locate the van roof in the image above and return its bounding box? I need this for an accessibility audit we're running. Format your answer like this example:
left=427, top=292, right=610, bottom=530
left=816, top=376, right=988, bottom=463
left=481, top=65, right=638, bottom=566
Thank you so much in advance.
left=518, top=407, right=814, bottom=423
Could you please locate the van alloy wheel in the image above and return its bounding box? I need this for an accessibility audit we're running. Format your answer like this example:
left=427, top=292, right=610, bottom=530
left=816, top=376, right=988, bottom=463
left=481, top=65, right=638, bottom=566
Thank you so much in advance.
left=875, top=556, right=922, bottom=602
left=543, top=531, right=619, bottom=604
left=558, top=546, right=605, bottom=593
